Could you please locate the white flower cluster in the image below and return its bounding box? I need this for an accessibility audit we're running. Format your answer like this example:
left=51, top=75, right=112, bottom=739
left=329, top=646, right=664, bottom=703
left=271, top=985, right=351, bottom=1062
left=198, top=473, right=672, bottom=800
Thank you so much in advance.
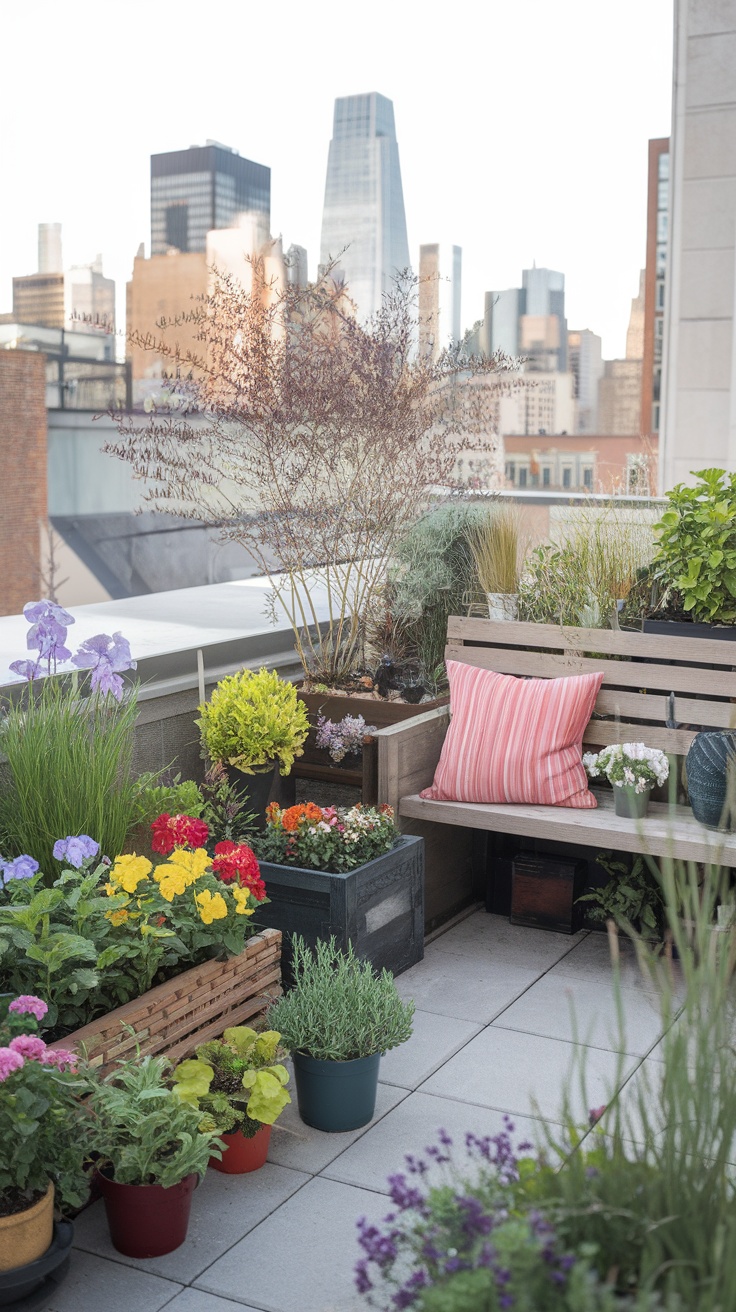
left=583, top=742, right=670, bottom=794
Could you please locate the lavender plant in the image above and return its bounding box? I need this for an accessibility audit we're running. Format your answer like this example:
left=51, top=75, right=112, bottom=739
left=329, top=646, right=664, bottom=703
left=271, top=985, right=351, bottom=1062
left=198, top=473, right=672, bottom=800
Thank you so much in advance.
left=315, top=714, right=378, bottom=763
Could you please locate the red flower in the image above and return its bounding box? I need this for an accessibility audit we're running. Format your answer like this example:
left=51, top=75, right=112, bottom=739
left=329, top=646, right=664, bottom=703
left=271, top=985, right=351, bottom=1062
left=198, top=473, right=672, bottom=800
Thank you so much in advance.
left=212, top=841, right=267, bottom=900
left=151, top=813, right=209, bottom=854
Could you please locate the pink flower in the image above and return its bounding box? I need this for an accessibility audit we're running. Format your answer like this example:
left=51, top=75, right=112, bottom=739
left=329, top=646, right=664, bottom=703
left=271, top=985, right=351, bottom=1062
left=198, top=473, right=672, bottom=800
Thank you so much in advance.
left=0, top=1047, right=25, bottom=1081
left=9, top=1034, right=47, bottom=1061
left=588, top=1105, right=607, bottom=1126
left=8, top=995, right=48, bottom=1021
left=44, top=1048, right=78, bottom=1072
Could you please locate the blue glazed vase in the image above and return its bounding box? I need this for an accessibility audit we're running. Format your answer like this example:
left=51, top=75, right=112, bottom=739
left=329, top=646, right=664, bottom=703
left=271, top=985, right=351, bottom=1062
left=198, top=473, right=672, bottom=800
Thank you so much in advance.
left=686, top=731, right=736, bottom=831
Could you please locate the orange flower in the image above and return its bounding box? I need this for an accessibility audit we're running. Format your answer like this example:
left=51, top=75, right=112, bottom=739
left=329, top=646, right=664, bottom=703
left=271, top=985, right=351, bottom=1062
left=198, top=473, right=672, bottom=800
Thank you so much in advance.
left=304, top=802, right=323, bottom=822
left=281, top=805, right=306, bottom=832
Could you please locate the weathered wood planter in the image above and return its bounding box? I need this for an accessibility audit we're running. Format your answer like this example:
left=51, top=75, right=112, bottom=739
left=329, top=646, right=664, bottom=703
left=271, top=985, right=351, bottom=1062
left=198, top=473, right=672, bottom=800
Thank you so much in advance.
left=49, top=928, right=282, bottom=1077
left=298, top=690, right=448, bottom=728
left=256, top=835, right=424, bottom=982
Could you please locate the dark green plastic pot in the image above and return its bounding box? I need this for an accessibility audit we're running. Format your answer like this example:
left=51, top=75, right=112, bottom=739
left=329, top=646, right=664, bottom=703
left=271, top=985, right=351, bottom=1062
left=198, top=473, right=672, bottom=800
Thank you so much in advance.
left=292, top=1050, right=381, bottom=1132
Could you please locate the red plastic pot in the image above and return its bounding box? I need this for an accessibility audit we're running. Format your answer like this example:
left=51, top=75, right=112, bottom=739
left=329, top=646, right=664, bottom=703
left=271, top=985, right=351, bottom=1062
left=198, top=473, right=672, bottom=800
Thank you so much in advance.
left=95, top=1171, right=198, bottom=1258
left=210, top=1125, right=271, bottom=1174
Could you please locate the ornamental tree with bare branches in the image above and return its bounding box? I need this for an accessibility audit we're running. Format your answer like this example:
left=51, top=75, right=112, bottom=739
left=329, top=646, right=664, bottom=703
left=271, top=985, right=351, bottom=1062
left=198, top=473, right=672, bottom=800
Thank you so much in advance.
left=108, top=261, right=516, bottom=684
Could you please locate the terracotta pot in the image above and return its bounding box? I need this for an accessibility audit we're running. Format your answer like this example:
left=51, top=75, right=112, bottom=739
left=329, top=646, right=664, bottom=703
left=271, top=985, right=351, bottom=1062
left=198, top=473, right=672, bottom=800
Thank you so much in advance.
left=95, top=1171, right=197, bottom=1258
left=210, top=1124, right=271, bottom=1174
left=0, top=1183, right=54, bottom=1273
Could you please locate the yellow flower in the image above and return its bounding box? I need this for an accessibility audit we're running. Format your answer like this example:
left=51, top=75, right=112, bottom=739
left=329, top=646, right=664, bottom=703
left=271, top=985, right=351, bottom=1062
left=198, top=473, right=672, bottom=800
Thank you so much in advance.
left=110, top=854, right=153, bottom=894
left=106, top=908, right=130, bottom=926
left=104, top=882, right=118, bottom=898
left=232, top=885, right=255, bottom=916
left=157, top=868, right=188, bottom=902
left=195, top=889, right=228, bottom=925
left=168, top=848, right=210, bottom=885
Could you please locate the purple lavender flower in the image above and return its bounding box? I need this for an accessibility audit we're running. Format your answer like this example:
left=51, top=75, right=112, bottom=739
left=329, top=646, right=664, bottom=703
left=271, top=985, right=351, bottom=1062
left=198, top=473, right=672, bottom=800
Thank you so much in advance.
left=52, top=835, right=99, bottom=868
left=1, top=854, right=39, bottom=885
left=71, top=631, right=136, bottom=701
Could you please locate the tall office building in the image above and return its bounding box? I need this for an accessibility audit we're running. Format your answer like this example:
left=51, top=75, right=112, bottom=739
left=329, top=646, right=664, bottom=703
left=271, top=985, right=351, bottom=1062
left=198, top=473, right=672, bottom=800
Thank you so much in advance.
left=319, top=93, right=410, bottom=320
left=9, top=225, right=114, bottom=333
left=38, top=223, right=62, bottom=274
left=481, top=266, right=566, bottom=369
left=568, top=329, right=603, bottom=434
left=641, top=138, right=669, bottom=438
left=661, top=2, right=736, bottom=484
left=150, top=142, right=270, bottom=256
left=418, top=243, right=462, bottom=360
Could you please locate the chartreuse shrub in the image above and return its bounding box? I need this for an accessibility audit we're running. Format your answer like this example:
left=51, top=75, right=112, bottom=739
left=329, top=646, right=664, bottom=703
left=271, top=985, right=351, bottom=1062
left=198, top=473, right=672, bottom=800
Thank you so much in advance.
left=172, top=1026, right=290, bottom=1136
left=268, top=936, right=414, bottom=1062
left=196, top=667, right=309, bottom=776
left=652, top=467, right=736, bottom=622
left=356, top=860, right=736, bottom=1310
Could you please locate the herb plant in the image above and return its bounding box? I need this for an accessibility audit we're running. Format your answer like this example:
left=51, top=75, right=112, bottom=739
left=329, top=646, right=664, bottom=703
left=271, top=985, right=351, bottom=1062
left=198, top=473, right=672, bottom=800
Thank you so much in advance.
left=0, top=994, right=89, bottom=1216
left=86, top=1053, right=222, bottom=1186
left=651, top=468, right=736, bottom=622
left=576, top=854, right=664, bottom=937
left=268, top=936, right=414, bottom=1062
left=197, top=667, right=309, bottom=776
left=172, top=1026, right=290, bottom=1135
left=257, top=802, right=397, bottom=873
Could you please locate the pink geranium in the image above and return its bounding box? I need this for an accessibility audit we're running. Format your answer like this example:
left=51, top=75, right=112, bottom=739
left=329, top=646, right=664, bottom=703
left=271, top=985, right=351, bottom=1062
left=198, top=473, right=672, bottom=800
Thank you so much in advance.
left=8, top=995, right=48, bottom=1021
left=0, top=1047, right=25, bottom=1081
left=9, top=1034, right=48, bottom=1061
left=43, top=1048, right=78, bottom=1072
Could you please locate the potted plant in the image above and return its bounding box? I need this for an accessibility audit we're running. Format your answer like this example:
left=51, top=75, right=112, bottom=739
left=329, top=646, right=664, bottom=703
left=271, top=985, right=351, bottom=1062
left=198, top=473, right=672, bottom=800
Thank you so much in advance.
left=85, top=1053, right=222, bottom=1258
left=314, top=714, right=378, bottom=765
left=0, top=994, right=86, bottom=1306
left=197, top=667, right=310, bottom=817
left=469, top=505, right=524, bottom=620
left=646, top=468, right=736, bottom=638
left=582, top=743, right=670, bottom=818
left=172, top=1026, right=290, bottom=1174
left=268, top=936, right=414, bottom=1133
left=254, top=803, right=424, bottom=979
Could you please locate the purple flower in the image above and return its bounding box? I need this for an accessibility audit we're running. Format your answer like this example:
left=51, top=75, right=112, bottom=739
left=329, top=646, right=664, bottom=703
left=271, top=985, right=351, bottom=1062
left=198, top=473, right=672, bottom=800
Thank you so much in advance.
left=354, top=1260, right=373, bottom=1295
left=588, top=1105, right=606, bottom=1126
left=8, top=658, right=42, bottom=682
left=0, top=1047, right=25, bottom=1081
left=1, top=854, right=39, bottom=885
left=53, top=835, right=99, bottom=868
left=71, top=631, right=136, bottom=701
left=8, top=995, right=48, bottom=1021
left=23, top=599, right=75, bottom=673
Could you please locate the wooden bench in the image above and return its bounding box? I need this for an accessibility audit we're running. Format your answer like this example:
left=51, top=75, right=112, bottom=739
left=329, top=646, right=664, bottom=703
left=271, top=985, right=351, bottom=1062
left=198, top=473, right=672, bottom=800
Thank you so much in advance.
left=374, top=617, right=736, bottom=925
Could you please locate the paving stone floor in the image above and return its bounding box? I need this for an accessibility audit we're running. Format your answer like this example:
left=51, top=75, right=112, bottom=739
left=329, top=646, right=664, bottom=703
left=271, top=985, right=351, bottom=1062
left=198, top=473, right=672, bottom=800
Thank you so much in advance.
left=42, top=909, right=671, bottom=1312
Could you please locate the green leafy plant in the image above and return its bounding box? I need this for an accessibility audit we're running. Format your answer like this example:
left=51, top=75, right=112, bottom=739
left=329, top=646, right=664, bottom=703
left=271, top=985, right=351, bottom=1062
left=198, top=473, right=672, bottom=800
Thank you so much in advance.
left=268, top=936, right=414, bottom=1062
left=0, top=994, right=90, bottom=1215
left=197, top=667, right=309, bottom=776
left=172, top=1026, right=290, bottom=1135
left=198, top=760, right=257, bottom=846
left=651, top=468, right=736, bottom=622
left=135, top=776, right=204, bottom=825
left=85, top=1052, right=222, bottom=1186
left=0, top=678, right=147, bottom=879
left=576, top=854, right=665, bottom=937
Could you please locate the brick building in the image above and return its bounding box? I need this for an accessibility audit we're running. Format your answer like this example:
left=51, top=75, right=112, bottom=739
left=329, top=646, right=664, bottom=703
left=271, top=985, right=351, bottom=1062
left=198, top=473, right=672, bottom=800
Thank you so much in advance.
left=0, top=351, right=47, bottom=616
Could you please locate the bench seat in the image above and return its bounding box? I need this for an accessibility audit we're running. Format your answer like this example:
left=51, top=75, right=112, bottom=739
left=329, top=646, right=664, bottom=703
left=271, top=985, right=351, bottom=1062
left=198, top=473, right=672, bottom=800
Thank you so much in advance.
left=399, top=789, right=736, bottom=868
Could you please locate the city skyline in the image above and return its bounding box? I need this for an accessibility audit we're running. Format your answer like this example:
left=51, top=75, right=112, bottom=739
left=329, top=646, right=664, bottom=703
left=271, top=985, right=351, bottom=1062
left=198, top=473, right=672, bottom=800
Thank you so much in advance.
left=1, top=0, right=673, bottom=358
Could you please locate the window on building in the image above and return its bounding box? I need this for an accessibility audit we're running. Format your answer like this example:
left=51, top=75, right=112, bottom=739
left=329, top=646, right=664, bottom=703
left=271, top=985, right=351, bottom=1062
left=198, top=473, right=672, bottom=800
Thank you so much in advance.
left=656, top=280, right=665, bottom=309
left=518, top=466, right=528, bottom=487
left=505, top=462, right=516, bottom=484
left=165, top=203, right=189, bottom=252
left=562, top=467, right=572, bottom=489
left=542, top=466, right=551, bottom=487
left=658, top=152, right=669, bottom=180
left=582, top=466, right=593, bottom=490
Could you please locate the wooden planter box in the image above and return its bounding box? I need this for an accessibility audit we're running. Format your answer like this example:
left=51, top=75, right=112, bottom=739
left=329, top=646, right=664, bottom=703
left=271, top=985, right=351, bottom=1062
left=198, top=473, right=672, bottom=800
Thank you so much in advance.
left=256, top=835, right=424, bottom=983
left=298, top=689, right=449, bottom=729
left=49, top=928, right=282, bottom=1077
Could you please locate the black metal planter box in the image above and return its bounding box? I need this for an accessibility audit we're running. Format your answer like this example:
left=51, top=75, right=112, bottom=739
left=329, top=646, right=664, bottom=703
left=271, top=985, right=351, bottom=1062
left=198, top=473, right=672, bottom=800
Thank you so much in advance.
left=642, top=619, right=736, bottom=641
left=255, top=835, right=424, bottom=982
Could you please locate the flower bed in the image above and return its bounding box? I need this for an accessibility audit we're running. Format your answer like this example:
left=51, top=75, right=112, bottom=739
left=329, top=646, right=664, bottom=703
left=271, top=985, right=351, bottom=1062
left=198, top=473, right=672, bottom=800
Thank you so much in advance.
left=48, top=927, right=282, bottom=1078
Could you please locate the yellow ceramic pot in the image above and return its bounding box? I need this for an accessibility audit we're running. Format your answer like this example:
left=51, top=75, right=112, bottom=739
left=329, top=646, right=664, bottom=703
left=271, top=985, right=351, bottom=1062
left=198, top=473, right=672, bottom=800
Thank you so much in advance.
left=0, top=1182, right=54, bottom=1272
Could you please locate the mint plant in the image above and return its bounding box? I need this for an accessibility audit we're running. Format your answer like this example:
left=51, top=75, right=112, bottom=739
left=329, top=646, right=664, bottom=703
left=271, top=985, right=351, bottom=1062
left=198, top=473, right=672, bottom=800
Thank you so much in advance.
left=652, top=468, right=736, bottom=622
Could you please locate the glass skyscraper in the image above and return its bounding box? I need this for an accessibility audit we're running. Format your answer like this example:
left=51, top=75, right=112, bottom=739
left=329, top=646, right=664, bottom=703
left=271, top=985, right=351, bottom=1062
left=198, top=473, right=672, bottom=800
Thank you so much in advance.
left=150, top=142, right=270, bottom=256
left=320, top=93, right=410, bottom=321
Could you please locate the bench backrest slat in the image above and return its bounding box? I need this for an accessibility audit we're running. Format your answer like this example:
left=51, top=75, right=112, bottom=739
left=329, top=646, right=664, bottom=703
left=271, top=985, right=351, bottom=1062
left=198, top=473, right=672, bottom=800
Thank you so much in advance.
left=445, top=617, right=736, bottom=760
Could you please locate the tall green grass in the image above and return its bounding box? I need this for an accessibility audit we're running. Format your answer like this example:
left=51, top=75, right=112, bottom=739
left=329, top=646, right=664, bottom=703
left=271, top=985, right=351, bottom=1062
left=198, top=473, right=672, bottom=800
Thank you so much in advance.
left=0, top=678, right=146, bottom=874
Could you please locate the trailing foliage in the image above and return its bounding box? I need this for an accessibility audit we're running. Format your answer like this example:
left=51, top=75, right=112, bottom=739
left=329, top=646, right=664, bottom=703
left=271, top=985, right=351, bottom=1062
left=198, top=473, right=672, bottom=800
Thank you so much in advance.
left=172, top=1026, right=290, bottom=1135
left=268, top=936, right=414, bottom=1062
left=86, top=1052, right=222, bottom=1186
left=197, top=667, right=309, bottom=776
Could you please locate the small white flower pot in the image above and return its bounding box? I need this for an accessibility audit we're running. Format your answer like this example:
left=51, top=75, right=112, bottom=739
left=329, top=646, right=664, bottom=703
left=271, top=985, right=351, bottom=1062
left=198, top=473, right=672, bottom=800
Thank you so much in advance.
left=487, top=593, right=519, bottom=621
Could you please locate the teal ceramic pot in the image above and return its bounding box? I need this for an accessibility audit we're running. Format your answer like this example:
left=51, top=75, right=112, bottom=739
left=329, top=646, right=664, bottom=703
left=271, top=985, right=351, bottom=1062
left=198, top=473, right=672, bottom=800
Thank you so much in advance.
left=686, top=732, right=736, bottom=831
left=613, top=785, right=652, bottom=819
left=292, top=1051, right=381, bottom=1132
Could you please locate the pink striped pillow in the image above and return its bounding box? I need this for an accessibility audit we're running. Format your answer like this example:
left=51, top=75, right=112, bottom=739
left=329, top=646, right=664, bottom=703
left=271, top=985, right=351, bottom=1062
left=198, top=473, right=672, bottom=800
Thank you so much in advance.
left=420, top=661, right=604, bottom=809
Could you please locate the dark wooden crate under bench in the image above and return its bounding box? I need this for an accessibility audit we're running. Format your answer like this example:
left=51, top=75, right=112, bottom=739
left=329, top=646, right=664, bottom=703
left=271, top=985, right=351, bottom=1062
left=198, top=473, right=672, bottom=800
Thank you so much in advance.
left=510, top=854, right=588, bottom=934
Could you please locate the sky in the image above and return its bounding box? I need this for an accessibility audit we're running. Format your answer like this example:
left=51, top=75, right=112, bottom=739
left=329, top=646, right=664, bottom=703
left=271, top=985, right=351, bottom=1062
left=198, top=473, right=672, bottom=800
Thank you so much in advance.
left=1, top=0, right=673, bottom=360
